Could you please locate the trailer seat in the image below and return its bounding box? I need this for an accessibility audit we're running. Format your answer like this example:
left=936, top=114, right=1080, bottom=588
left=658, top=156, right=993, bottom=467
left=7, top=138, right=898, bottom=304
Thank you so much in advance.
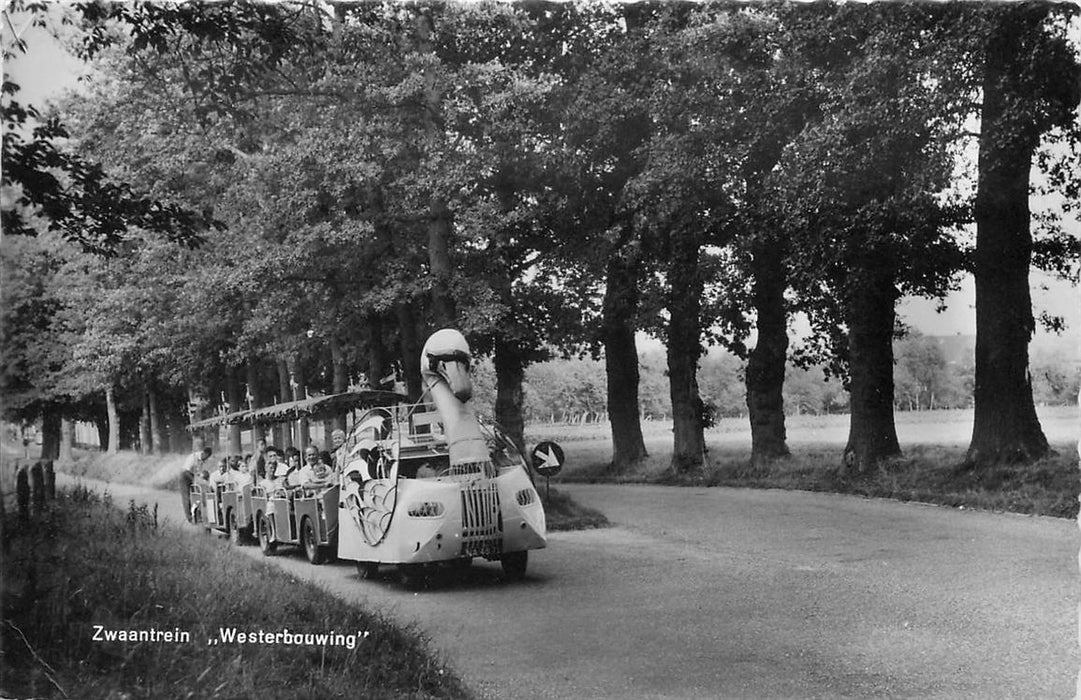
left=410, top=410, right=444, bottom=441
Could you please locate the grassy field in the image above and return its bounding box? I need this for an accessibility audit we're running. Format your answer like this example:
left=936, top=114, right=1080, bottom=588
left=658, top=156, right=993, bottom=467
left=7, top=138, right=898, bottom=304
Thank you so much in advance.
left=1, top=485, right=469, bottom=699
left=530, top=405, right=1080, bottom=519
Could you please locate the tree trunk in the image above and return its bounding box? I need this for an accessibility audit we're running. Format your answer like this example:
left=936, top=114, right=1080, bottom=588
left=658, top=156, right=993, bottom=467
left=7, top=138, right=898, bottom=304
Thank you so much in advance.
left=329, top=337, right=350, bottom=394
left=329, top=337, right=350, bottom=435
left=187, top=385, right=208, bottom=452
left=139, top=390, right=151, bottom=455
left=602, top=241, right=648, bottom=472
left=246, top=360, right=266, bottom=445
left=966, top=14, right=1052, bottom=466
left=366, top=315, right=393, bottom=390
left=667, top=233, right=706, bottom=473
left=746, top=238, right=790, bottom=470
left=288, top=357, right=309, bottom=451
left=105, top=385, right=120, bottom=455
left=488, top=178, right=532, bottom=456
left=276, top=358, right=293, bottom=449
left=148, top=383, right=164, bottom=455
left=494, top=337, right=527, bottom=455
left=59, top=417, right=74, bottom=463
left=95, top=412, right=109, bottom=452
left=415, top=9, right=456, bottom=328
left=225, top=367, right=243, bottom=455
left=427, top=199, right=456, bottom=328
left=842, top=278, right=901, bottom=474
left=397, top=301, right=424, bottom=400
left=40, top=405, right=61, bottom=460
left=167, top=406, right=190, bottom=454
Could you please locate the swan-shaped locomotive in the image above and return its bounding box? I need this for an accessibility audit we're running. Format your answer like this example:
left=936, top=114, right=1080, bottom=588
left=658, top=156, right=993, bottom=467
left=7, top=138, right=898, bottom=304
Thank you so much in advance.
left=336, top=328, right=548, bottom=586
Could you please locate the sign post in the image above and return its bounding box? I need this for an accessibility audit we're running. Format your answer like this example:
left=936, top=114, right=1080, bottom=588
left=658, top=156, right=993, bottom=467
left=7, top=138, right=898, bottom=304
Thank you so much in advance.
left=530, top=441, right=565, bottom=505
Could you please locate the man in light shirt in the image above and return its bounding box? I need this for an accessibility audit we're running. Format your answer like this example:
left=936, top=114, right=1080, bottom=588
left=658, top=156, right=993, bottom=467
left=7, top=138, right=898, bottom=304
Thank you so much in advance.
left=180, top=447, right=212, bottom=523
left=291, top=446, right=332, bottom=488
left=207, top=458, right=230, bottom=486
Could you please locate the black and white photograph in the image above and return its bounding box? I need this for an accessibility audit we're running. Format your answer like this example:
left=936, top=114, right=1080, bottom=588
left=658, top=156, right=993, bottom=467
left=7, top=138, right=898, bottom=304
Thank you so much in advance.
left=1, top=1, right=1078, bottom=698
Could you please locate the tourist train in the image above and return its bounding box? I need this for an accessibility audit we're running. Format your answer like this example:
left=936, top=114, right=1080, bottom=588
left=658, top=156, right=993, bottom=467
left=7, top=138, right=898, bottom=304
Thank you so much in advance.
left=188, top=329, right=554, bottom=588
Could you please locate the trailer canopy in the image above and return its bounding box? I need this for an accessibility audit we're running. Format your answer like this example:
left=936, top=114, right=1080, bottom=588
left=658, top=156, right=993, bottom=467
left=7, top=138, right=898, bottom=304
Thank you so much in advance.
left=187, top=391, right=406, bottom=432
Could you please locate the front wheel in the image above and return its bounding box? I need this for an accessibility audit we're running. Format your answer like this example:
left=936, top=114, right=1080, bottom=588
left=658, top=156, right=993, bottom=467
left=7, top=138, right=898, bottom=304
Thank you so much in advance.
left=257, top=513, right=277, bottom=556
left=399, top=564, right=429, bottom=591
left=301, top=517, right=326, bottom=565
left=501, top=551, right=528, bottom=581
left=356, top=561, right=379, bottom=580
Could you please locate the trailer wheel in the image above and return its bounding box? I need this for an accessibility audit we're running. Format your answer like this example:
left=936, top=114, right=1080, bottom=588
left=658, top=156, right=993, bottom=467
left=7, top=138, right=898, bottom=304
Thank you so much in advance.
left=257, top=513, right=276, bottom=556
left=228, top=510, right=246, bottom=546
left=301, top=517, right=326, bottom=565
left=356, top=561, right=379, bottom=580
left=501, top=551, right=528, bottom=581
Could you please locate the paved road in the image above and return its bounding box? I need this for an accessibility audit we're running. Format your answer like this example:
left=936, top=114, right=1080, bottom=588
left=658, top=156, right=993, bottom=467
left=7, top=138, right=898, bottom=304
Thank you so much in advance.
left=62, top=476, right=1077, bottom=699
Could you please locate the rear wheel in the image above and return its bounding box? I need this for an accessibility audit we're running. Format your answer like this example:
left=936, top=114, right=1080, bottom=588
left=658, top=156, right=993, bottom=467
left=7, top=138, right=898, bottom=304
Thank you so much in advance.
left=501, top=551, right=528, bottom=581
left=228, top=510, right=244, bottom=545
left=257, top=513, right=276, bottom=556
left=301, top=517, right=326, bottom=565
left=356, top=561, right=379, bottom=580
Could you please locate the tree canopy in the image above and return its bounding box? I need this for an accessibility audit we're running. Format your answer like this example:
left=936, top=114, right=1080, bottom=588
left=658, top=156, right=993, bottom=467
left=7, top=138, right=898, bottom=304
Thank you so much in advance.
left=3, top=1, right=1077, bottom=472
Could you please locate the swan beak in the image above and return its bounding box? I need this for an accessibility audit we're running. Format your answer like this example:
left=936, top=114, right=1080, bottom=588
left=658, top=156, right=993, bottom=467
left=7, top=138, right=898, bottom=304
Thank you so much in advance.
left=439, top=359, right=474, bottom=402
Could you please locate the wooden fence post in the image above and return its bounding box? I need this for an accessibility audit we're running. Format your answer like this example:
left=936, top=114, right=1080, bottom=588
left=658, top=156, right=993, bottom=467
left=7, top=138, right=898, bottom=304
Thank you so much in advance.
left=30, top=461, right=45, bottom=514
left=16, top=464, right=29, bottom=521
left=43, top=459, right=56, bottom=500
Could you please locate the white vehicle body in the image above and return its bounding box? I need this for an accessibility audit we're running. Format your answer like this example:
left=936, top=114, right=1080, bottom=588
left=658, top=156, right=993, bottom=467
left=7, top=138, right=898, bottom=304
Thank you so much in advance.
left=336, top=401, right=546, bottom=569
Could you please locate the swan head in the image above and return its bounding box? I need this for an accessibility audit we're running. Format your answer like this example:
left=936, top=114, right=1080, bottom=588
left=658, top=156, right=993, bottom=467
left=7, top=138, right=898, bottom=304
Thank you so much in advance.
left=421, top=328, right=474, bottom=402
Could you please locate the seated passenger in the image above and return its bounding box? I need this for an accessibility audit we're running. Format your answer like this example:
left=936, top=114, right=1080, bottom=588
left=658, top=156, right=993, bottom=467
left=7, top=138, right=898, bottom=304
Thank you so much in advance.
left=249, top=439, right=268, bottom=481
left=231, top=457, right=252, bottom=487
left=208, top=458, right=229, bottom=486
left=330, top=429, right=346, bottom=470
left=282, top=451, right=303, bottom=488
left=292, top=446, right=331, bottom=487
left=261, top=447, right=288, bottom=493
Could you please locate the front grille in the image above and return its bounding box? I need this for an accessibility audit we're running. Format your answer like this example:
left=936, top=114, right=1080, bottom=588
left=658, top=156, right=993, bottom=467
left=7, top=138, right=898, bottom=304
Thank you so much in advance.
left=460, top=482, right=502, bottom=559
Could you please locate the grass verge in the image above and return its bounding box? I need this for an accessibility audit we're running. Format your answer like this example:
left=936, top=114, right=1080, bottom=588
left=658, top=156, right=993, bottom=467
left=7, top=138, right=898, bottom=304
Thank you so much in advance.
left=541, top=486, right=610, bottom=531
left=0, top=486, right=470, bottom=699
left=557, top=441, right=1080, bottom=519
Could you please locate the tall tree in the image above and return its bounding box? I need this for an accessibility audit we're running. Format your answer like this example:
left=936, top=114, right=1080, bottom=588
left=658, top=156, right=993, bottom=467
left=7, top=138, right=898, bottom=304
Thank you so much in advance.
left=775, top=5, right=966, bottom=473
left=551, top=3, right=662, bottom=472
left=966, top=4, right=1080, bottom=466
left=736, top=5, right=831, bottom=470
